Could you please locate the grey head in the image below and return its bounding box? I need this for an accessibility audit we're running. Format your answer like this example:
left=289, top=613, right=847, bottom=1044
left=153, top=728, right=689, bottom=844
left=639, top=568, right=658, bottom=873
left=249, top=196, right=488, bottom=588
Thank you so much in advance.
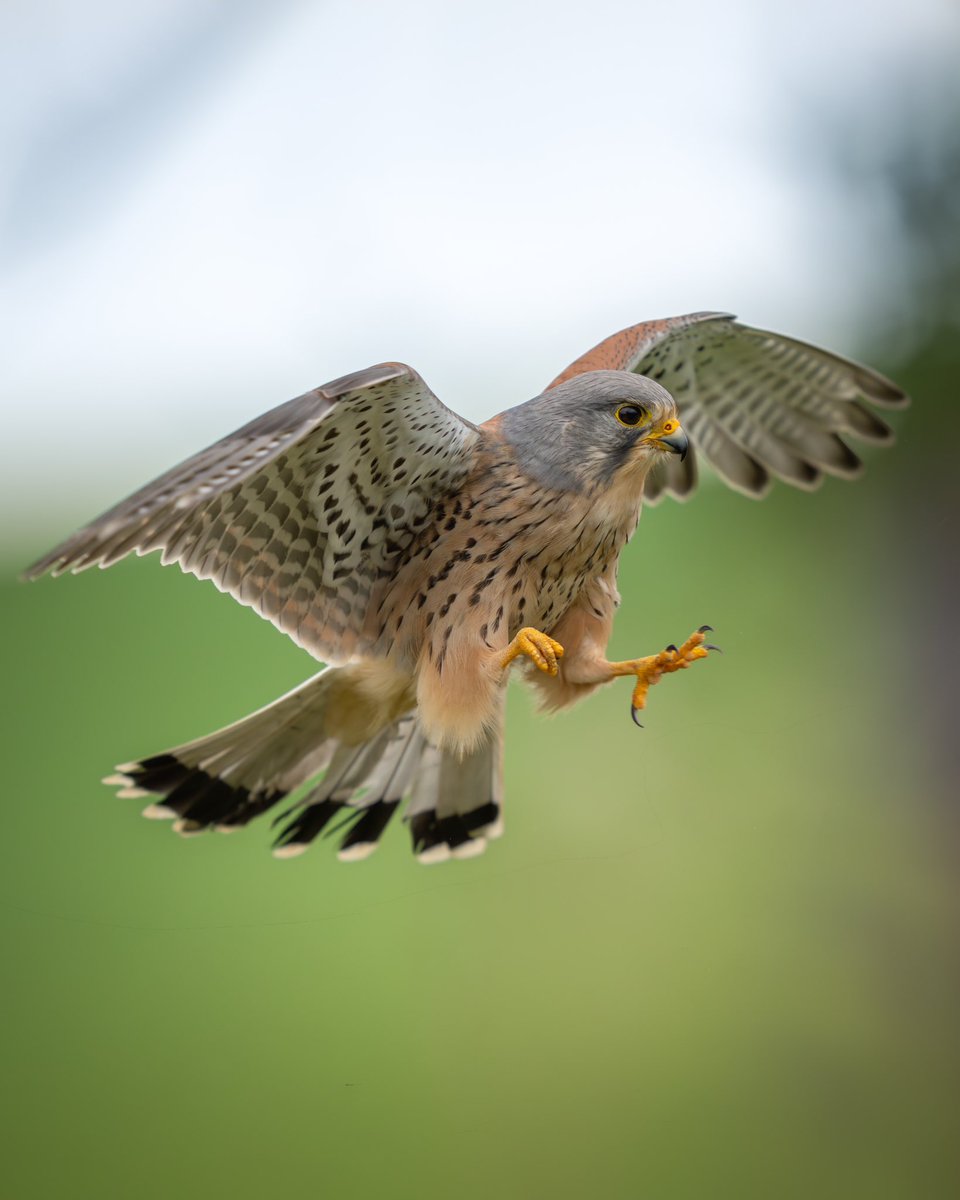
left=498, top=370, right=688, bottom=494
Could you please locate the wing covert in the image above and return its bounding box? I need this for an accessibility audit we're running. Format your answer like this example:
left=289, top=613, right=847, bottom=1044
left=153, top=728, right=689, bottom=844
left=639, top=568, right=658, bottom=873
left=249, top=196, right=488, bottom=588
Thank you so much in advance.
left=549, top=313, right=908, bottom=501
left=26, top=363, right=479, bottom=662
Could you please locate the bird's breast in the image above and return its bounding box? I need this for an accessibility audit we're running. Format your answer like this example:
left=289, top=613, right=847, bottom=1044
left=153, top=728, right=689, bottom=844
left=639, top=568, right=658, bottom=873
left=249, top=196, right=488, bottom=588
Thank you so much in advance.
left=373, top=471, right=636, bottom=662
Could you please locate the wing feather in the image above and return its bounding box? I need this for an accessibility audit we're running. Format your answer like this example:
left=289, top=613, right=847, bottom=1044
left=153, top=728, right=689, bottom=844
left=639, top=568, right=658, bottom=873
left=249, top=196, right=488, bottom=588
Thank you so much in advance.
left=26, top=363, right=478, bottom=664
left=549, top=313, right=908, bottom=500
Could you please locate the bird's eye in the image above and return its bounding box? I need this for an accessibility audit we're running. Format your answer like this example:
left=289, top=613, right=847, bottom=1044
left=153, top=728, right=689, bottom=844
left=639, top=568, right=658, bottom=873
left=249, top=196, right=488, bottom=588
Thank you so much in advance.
left=615, top=404, right=647, bottom=428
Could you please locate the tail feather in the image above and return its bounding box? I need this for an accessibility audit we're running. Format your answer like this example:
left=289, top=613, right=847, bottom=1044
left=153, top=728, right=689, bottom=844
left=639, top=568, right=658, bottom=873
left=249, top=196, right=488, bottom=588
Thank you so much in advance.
left=106, top=672, right=504, bottom=863
left=338, top=802, right=401, bottom=860
left=107, top=669, right=347, bottom=831
left=271, top=798, right=343, bottom=857
left=405, top=706, right=504, bottom=863
left=272, top=727, right=400, bottom=857
left=113, top=752, right=287, bottom=832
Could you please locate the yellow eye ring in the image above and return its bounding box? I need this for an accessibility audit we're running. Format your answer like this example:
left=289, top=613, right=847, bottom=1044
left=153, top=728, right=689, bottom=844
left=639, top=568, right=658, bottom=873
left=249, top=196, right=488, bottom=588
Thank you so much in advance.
left=615, top=404, right=647, bottom=428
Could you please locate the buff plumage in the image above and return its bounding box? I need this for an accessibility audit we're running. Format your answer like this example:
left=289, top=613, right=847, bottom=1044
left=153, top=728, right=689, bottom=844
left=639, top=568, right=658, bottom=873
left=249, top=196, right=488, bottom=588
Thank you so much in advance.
left=25, top=312, right=907, bottom=862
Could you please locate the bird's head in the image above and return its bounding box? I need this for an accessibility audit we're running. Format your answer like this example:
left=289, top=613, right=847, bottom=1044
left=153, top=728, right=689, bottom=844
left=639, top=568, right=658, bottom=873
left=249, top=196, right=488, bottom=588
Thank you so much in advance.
left=498, top=370, right=688, bottom=497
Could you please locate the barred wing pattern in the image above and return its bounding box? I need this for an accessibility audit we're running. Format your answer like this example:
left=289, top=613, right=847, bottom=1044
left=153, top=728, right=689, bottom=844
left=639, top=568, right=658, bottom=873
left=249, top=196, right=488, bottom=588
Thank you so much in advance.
left=26, top=363, right=479, bottom=663
left=549, top=312, right=909, bottom=501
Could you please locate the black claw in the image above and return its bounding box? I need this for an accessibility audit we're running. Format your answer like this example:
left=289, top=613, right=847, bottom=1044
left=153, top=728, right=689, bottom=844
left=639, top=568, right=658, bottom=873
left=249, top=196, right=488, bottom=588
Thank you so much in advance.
left=698, top=624, right=714, bottom=634
left=631, top=706, right=644, bottom=728
left=703, top=643, right=723, bottom=653
left=665, top=643, right=678, bottom=654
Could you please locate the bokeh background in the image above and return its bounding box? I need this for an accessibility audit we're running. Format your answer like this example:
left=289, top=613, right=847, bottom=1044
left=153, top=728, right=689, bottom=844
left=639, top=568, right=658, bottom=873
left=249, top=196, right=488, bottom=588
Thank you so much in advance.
left=2, top=2, right=959, bottom=1197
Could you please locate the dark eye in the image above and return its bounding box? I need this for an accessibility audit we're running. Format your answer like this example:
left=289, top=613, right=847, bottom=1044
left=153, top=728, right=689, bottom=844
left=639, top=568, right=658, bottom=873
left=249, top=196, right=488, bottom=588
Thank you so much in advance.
left=615, top=404, right=646, bottom=428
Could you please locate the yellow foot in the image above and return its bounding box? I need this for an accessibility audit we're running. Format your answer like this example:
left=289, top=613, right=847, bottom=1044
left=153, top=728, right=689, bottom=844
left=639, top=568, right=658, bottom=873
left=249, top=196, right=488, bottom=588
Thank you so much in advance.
left=500, top=627, right=565, bottom=677
left=613, top=625, right=719, bottom=726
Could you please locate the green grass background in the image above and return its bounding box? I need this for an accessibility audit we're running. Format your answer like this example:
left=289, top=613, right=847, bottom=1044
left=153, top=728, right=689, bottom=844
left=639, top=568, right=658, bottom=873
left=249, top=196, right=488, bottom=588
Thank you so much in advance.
left=2, top=364, right=957, bottom=1198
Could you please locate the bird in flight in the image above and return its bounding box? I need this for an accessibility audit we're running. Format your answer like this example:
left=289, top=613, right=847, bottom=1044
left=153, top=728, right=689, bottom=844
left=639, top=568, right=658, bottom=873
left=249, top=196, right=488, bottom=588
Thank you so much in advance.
left=25, top=312, right=907, bottom=863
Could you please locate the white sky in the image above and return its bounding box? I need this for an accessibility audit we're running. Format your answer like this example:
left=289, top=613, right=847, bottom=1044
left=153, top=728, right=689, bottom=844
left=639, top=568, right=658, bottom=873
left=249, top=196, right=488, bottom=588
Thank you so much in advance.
left=1, top=0, right=957, bottom=532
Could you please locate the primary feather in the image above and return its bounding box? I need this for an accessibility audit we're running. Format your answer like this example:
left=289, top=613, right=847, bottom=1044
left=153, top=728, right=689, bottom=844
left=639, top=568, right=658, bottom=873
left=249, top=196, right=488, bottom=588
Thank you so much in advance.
left=25, top=363, right=478, bottom=663
left=549, top=312, right=907, bottom=500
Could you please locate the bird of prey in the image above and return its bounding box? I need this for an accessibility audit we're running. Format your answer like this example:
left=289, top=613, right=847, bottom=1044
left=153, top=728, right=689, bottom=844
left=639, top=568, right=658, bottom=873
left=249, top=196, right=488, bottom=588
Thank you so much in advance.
left=25, top=312, right=907, bottom=863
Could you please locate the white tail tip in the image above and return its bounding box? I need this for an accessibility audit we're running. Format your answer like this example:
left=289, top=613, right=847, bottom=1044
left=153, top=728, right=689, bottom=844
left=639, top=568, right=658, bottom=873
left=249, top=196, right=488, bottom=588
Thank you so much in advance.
left=475, top=817, right=505, bottom=841
left=142, top=803, right=176, bottom=821
left=272, top=843, right=309, bottom=860
left=336, top=842, right=378, bottom=863
left=173, top=819, right=205, bottom=838
left=416, top=843, right=452, bottom=866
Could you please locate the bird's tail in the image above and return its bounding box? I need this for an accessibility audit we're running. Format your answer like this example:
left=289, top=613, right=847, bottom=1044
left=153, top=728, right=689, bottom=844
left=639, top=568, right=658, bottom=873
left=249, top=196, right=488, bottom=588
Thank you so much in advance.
left=104, top=666, right=504, bottom=862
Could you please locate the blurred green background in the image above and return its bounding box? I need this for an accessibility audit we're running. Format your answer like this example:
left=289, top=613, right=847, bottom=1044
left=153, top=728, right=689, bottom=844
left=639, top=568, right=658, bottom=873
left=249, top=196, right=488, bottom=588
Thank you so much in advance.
left=3, top=5, right=959, bottom=1199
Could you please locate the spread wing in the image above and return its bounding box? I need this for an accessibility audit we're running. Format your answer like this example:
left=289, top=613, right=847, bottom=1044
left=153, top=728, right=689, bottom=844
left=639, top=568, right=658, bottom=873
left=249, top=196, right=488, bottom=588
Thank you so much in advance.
left=26, top=363, right=479, bottom=663
left=548, top=312, right=909, bottom=501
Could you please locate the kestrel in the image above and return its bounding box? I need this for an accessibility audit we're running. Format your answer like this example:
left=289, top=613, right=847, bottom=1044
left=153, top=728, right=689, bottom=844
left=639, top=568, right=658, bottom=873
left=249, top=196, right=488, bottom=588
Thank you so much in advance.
left=26, top=312, right=907, bottom=863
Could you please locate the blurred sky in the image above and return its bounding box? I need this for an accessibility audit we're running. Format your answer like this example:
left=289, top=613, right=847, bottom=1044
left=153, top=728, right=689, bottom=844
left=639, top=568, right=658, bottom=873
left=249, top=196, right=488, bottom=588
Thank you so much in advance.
left=2, top=0, right=958, bottom=533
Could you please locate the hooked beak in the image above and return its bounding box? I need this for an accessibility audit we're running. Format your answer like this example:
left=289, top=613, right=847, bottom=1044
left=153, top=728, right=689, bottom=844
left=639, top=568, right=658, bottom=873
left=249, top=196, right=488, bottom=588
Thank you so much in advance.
left=649, top=422, right=689, bottom=461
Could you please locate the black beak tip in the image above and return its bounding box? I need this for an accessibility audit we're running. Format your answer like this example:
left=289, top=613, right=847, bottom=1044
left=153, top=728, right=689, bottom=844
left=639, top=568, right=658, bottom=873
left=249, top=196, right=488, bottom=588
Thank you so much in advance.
left=658, top=429, right=690, bottom=460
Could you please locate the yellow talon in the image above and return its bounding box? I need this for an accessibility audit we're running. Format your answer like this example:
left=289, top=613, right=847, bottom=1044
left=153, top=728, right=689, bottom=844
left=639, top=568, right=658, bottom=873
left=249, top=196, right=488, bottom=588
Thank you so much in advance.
left=501, top=627, right=565, bottom=676
left=608, top=626, right=716, bottom=724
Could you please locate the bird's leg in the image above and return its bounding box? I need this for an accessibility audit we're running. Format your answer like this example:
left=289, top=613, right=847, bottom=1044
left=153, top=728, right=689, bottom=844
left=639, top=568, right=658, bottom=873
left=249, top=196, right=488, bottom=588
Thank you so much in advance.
left=605, top=625, right=718, bottom=725
left=500, top=627, right=565, bottom=677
